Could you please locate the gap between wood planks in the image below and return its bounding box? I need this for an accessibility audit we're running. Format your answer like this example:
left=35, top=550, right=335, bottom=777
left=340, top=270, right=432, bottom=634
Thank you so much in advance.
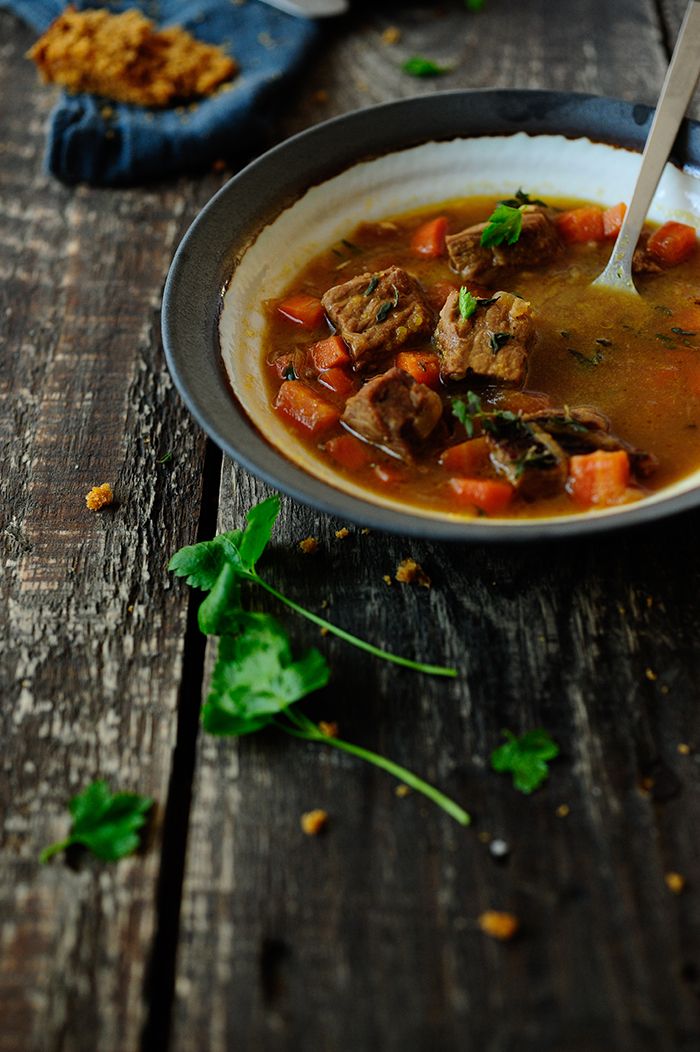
left=141, top=438, right=223, bottom=1052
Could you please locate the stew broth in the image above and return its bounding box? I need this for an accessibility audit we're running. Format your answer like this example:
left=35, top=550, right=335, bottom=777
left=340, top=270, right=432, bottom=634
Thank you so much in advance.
left=262, top=195, right=700, bottom=519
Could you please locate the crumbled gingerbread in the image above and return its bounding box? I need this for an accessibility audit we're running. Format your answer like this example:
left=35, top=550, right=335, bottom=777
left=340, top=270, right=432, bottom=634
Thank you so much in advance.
left=301, top=809, right=328, bottom=835
left=645, top=668, right=658, bottom=681
left=335, top=528, right=349, bottom=539
left=300, top=537, right=319, bottom=554
left=395, top=784, right=411, bottom=798
left=85, top=483, right=113, bottom=510
left=555, top=804, right=570, bottom=818
left=395, top=557, right=431, bottom=587
left=678, top=743, right=691, bottom=755
left=478, top=910, right=519, bottom=941
left=665, top=872, right=685, bottom=894
left=318, top=721, right=338, bottom=738
left=383, top=575, right=392, bottom=586
left=314, top=88, right=329, bottom=103
left=28, top=6, right=237, bottom=108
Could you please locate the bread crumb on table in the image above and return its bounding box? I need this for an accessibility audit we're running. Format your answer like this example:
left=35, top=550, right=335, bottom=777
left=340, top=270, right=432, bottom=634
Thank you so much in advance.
left=335, top=528, right=349, bottom=539
left=556, top=804, right=570, bottom=818
left=383, top=575, right=392, bottom=586
left=395, top=784, right=411, bottom=798
left=665, top=871, right=685, bottom=894
left=301, top=809, right=328, bottom=835
left=381, top=26, right=402, bottom=44
left=300, top=537, right=319, bottom=554
left=318, top=721, right=338, bottom=738
left=395, top=557, right=431, bottom=587
left=478, top=910, right=519, bottom=941
left=28, top=6, right=237, bottom=108
left=678, top=743, right=691, bottom=755
left=85, top=483, right=113, bottom=511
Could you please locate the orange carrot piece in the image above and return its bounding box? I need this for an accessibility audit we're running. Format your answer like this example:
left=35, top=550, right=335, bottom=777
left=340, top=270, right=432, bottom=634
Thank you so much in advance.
left=374, top=462, right=405, bottom=485
left=318, top=366, right=356, bottom=400
left=555, top=205, right=605, bottom=243
left=439, top=437, right=490, bottom=474
left=277, top=293, right=326, bottom=329
left=274, top=380, right=340, bottom=436
left=567, top=449, right=630, bottom=507
left=325, top=433, right=373, bottom=471
left=647, top=221, right=697, bottom=267
left=602, top=202, right=626, bottom=238
left=272, top=353, right=294, bottom=380
left=310, top=334, right=350, bottom=371
left=448, top=476, right=513, bottom=515
left=395, top=351, right=441, bottom=389
left=410, top=216, right=449, bottom=257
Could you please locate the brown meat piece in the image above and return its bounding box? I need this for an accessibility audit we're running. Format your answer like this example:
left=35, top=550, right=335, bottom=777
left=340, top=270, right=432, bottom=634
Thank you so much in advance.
left=321, top=266, right=434, bottom=371
left=632, top=231, right=665, bottom=275
left=446, top=208, right=560, bottom=280
left=524, top=407, right=658, bottom=476
left=341, top=367, right=443, bottom=460
left=434, top=290, right=536, bottom=384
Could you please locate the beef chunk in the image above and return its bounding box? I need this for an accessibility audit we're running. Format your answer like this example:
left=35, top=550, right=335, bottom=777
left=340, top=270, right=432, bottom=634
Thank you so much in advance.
left=434, top=290, right=536, bottom=384
left=632, top=231, right=665, bottom=275
left=446, top=208, right=560, bottom=280
left=341, top=366, right=443, bottom=460
left=321, top=266, right=434, bottom=371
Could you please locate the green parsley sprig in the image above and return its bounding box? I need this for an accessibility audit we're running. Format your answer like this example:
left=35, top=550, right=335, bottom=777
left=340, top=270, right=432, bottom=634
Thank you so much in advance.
left=169, top=497, right=469, bottom=826
left=40, top=781, right=153, bottom=863
left=490, top=729, right=559, bottom=793
left=480, top=190, right=547, bottom=247
left=402, top=56, right=454, bottom=77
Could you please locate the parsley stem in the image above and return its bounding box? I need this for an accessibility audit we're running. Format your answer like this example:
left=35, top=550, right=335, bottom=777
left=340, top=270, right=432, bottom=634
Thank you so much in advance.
left=278, top=711, right=470, bottom=825
left=250, top=573, right=457, bottom=678
left=39, top=837, right=72, bottom=864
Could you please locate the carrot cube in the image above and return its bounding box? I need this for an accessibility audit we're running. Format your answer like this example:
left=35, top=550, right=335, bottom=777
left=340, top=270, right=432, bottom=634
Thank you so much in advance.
left=602, top=202, right=626, bottom=238
left=274, top=380, right=340, bottom=436
left=318, top=366, right=356, bottom=400
left=277, top=293, right=326, bottom=330
left=395, top=351, right=441, bottom=389
left=325, top=433, right=373, bottom=470
left=310, top=334, right=350, bottom=371
left=647, top=221, right=697, bottom=267
left=567, top=449, right=630, bottom=507
left=439, top=437, right=490, bottom=474
left=555, top=206, right=605, bottom=243
left=448, top=476, right=513, bottom=515
left=410, top=216, right=449, bottom=257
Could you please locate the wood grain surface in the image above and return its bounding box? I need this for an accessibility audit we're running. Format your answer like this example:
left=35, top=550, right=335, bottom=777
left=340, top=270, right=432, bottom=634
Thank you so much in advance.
left=3, top=0, right=700, bottom=1050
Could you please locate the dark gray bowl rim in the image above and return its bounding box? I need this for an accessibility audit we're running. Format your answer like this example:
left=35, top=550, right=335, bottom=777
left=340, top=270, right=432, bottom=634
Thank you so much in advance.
left=162, top=87, right=700, bottom=541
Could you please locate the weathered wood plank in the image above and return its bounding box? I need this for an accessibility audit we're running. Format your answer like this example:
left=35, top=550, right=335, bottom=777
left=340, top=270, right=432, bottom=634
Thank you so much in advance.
left=172, top=2, right=700, bottom=1049
left=0, top=13, right=221, bottom=1051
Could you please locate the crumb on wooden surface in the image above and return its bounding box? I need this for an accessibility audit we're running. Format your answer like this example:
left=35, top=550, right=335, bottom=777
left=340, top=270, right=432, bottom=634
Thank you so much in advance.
left=678, top=743, right=691, bottom=755
left=665, top=872, right=685, bottom=894
left=477, top=831, right=491, bottom=844
left=645, top=668, right=658, bottom=681
left=478, top=910, right=519, bottom=941
left=556, top=804, right=570, bottom=818
left=314, top=88, right=329, bottom=103
left=301, top=809, right=328, bottom=835
left=383, top=575, right=392, bottom=586
left=361, top=528, right=370, bottom=534
left=85, top=483, right=113, bottom=511
left=318, top=721, right=338, bottom=738
left=335, top=528, right=349, bottom=539
left=395, top=784, right=411, bottom=798
left=319, top=627, right=329, bottom=636
left=300, top=537, right=319, bottom=554
left=28, top=5, right=237, bottom=108
left=381, top=26, right=401, bottom=44
left=396, top=557, right=431, bottom=587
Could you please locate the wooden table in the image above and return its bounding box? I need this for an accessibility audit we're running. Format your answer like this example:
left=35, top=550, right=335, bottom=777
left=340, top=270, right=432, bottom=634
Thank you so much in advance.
left=3, top=1, right=700, bottom=1049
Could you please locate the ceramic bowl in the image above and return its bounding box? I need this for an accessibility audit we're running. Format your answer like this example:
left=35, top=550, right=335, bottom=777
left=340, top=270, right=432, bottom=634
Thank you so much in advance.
left=162, top=88, right=700, bottom=540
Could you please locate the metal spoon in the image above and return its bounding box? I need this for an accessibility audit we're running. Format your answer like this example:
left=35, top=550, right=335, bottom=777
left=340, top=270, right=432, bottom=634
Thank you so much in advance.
left=594, top=0, right=700, bottom=294
left=258, top=0, right=348, bottom=17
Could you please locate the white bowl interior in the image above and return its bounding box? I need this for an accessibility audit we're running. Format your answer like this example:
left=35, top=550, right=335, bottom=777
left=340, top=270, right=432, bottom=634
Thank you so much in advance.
left=219, top=132, right=700, bottom=526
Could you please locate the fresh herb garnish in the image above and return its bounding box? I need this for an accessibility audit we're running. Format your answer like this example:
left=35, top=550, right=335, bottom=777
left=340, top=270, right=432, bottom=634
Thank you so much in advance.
left=452, top=392, right=521, bottom=441
left=364, top=275, right=379, bottom=296
left=459, top=287, right=477, bottom=319
left=489, top=332, right=513, bottom=354
left=342, top=239, right=361, bottom=254
left=170, top=496, right=468, bottom=826
left=480, top=203, right=523, bottom=247
left=40, top=781, right=152, bottom=863
left=595, top=338, right=612, bottom=346
left=655, top=305, right=673, bottom=315
left=376, top=301, right=393, bottom=323
left=672, top=326, right=696, bottom=336
left=499, top=188, right=547, bottom=209
left=656, top=333, right=677, bottom=346
left=401, top=56, right=454, bottom=77
left=170, top=496, right=456, bottom=677
left=283, top=364, right=296, bottom=381
left=568, top=348, right=603, bottom=367
left=490, top=729, right=559, bottom=794
left=157, top=450, right=173, bottom=464
left=512, top=445, right=556, bottom=479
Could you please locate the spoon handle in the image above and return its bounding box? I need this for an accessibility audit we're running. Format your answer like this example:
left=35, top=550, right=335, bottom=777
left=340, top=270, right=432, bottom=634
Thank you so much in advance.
left=595, top=0, right=700, bottom=292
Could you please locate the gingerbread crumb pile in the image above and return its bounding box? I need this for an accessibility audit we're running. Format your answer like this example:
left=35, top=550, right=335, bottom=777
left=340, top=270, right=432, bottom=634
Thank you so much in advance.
left=85, top=483, right=113, bottom=511
left=27, top=6, right=237, bottom=108
left=395, top=557, right=431, bottom=587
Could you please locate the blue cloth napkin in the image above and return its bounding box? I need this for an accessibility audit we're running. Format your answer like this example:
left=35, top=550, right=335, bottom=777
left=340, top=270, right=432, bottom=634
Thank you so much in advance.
left=6, top=0, right=319, bottom=184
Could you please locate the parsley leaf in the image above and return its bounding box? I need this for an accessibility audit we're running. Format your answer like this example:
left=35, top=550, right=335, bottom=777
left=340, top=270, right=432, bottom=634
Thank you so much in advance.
left=40, top=781, right=152, bottom=863
left=459, top=287, right=478, bottom=319
left=490, top=729, right=559, bottom=793
left=402, top=56, right=453, bottom=77
left=480, top=203, right=523, bottom=247
left=499, top=188, right=547, bottom=209
left=203, top=614, right=330, bottom=736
